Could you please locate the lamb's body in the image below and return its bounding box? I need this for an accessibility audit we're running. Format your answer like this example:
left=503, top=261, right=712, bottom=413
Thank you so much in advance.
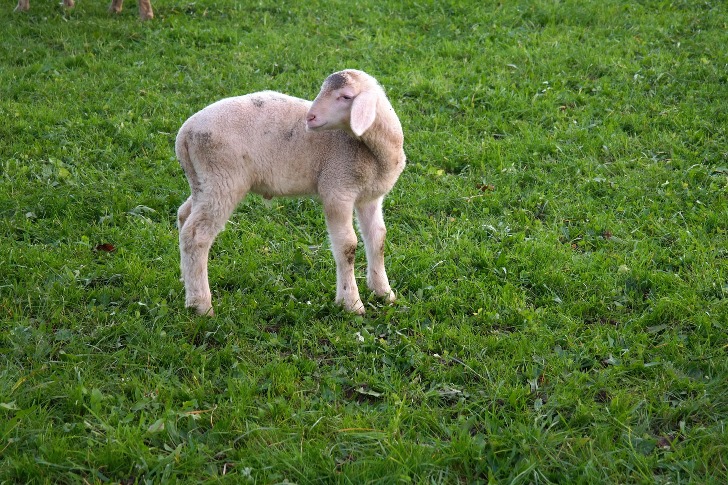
left=176, top=71, right=406, bottom=315
left=177, top=93, right=399, bottom=202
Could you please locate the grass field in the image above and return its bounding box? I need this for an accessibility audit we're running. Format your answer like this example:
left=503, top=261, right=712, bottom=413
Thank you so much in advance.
left=1, top=0, right=727, bottom=482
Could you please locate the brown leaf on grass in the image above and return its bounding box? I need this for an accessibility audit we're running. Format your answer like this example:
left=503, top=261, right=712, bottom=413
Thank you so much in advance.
left=657, top=436, right=672, bottom=450
left=94, top=243, right=116, bottom=252
left=594, top=389, right=611, bottom=403
left=344, top=384, right=384, bottom=403
left=476, top=183, right=496, bottom=192
left=335, top=454, right=356, bottom=471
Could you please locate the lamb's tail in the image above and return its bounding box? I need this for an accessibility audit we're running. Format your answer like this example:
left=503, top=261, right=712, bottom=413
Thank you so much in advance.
left=175, top=125, right=200, bottom=194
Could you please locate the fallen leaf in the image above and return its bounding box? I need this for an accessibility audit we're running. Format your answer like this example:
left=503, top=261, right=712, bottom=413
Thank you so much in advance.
left=657, top=436, right=672, bottom=450
left=476, top=183, right=495, bottom=192
left=147, top=418, right=165, bottom=433
left=356, top=386, right=383, bottom=398
left=594, top=389, right=611, bottom=403
left=647, top=324, right=668, bottom=334
left=95, top=243, right=116, bottom=252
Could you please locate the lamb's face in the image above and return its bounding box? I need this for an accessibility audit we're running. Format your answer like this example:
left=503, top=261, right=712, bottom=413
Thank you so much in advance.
left=306, top=71, right=361, bottom=133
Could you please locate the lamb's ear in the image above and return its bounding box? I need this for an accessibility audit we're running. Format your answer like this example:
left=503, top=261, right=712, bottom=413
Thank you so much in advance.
left=350, top=91, right=378, bottom=136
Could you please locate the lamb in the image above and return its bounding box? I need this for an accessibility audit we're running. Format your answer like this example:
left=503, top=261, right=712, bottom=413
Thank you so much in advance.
left=15, top=0, right=154, bottom=20
left=175, top=69, right=407, bottom=316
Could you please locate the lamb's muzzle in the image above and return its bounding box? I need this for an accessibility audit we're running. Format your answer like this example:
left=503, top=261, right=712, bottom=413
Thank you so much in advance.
left=175, top=69, right=406, bottom=316
left=305, top=113, right=325, bottom=130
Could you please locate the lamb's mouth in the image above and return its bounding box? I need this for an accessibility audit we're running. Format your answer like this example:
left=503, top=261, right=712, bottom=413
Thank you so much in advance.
left=306, top=121, right=327, bottom=131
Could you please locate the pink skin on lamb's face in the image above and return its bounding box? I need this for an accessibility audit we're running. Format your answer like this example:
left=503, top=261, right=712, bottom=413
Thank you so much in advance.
left=305, top=89, right=357, bottom=132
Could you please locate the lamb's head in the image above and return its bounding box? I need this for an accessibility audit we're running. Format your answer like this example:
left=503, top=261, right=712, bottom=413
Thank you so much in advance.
left=306, top=69, right=382, bottom=137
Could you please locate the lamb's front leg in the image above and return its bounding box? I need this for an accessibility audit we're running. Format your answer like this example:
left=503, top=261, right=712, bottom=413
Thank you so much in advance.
left=324, top=200, right=364, bottom=314
left=356, top=197, right=395, bottom=302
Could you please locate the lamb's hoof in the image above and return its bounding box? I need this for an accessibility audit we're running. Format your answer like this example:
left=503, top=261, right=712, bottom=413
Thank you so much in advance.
left=187, top=303, right=214, bottom=317
left=372, top=288, right=396, bottom=303
left=340, top=299, right=365, bottom=315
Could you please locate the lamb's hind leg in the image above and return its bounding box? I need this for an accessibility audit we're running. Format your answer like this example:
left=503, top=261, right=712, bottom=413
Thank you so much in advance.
left=177, top=196, right=193, bottom=282
left=178, top=196, right=193, bottom=229
left=356, top=197, right=395, bottom=302
left=179, top=191, right=242, bottom=316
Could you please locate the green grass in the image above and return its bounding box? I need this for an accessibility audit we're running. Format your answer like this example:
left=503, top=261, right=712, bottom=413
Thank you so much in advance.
left=1, top=0, right=727, bottom=482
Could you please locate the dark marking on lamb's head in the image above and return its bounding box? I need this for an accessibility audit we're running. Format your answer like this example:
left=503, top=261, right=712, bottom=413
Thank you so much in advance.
left=284, top=127, right=295, bottom=141
left=324, top=72, right=349, bottom=91
left=251, top=97, right=265, bottom=108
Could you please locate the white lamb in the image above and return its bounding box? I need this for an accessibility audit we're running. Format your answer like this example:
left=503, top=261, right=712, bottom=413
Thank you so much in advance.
left=15, top=0, right=154, bottom=20
left=175, top=69, right=406, bottom=315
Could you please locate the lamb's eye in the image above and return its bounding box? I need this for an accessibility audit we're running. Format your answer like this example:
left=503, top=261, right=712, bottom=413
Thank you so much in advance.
left=340, top=95, right=353, bottom=101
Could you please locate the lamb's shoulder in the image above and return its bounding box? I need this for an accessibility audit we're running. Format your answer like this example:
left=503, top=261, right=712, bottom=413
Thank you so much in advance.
left=356, top=145, right=406, bottom=202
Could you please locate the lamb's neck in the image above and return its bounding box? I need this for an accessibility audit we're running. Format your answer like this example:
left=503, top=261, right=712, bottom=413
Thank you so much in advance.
left=360, top=106, right=405, bottom=168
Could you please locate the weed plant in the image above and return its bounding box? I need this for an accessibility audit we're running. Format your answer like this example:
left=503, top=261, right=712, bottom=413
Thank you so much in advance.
left=1, top=0, right=727, bottom=482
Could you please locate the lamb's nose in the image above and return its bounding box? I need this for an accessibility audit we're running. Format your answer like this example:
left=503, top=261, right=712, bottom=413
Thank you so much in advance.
left=306, top=114, right=316, bottom=122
